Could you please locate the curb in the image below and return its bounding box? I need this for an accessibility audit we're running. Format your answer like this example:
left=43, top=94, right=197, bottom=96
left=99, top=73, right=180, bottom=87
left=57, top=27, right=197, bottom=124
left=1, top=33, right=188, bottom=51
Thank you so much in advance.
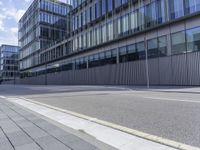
left=11, top=97, right=200, bottom=150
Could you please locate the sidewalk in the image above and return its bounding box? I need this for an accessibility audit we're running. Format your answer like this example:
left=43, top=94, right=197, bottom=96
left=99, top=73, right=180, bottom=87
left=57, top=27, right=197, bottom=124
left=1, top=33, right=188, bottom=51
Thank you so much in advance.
left=0, top=99, right=103, bottom=150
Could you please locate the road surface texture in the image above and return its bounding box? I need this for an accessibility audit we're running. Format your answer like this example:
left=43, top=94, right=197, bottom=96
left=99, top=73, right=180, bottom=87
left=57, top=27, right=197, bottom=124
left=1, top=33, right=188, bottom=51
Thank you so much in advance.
left=0, top=85, right=200, bottom=148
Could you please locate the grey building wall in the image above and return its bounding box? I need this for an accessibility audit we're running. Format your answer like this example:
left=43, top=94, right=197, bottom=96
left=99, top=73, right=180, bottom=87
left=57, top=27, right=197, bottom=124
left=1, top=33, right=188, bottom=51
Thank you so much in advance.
left=4, top=51, right=200, bottom=86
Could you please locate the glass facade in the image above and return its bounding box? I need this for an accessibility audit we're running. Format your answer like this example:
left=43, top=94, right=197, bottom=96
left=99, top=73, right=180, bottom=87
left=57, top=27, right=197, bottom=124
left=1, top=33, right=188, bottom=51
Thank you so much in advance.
left=20, top=0, right=200, bottom=77
left=25, top=25, right=200, bottom=78
left=0, top=45, right=19, bottom=81
left=69, top=0, right=200, bottom=55
left=19, top=0, right=71, bottom=70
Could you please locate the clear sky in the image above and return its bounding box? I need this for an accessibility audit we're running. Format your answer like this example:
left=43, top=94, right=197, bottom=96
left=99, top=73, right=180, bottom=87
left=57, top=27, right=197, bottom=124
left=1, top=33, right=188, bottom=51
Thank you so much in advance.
left=0, top=0, right=67, bottom=46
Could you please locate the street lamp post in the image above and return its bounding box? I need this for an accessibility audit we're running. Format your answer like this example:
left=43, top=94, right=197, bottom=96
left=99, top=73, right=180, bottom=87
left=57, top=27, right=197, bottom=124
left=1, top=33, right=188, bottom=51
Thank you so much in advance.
left=13, top=62, right=16, bottom=86
left=45, top=64, right=47, bottom=86
left=144, top=36, right=150, bottom=89
left=14, top=71, right=15, bottom=86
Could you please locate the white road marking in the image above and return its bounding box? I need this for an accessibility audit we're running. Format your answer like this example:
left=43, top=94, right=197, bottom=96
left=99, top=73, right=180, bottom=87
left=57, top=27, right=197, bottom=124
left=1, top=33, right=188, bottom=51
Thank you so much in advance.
left=143, top=96, right=200, bottom=103
left=2, top=96, right=179, bottom=150
left=0, top=96, right=6, bottom=99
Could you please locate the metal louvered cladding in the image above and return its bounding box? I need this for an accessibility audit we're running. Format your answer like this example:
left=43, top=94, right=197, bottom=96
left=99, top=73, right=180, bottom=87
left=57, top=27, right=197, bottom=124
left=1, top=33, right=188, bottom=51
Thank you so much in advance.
left=4, top=52, right=200, bottom=86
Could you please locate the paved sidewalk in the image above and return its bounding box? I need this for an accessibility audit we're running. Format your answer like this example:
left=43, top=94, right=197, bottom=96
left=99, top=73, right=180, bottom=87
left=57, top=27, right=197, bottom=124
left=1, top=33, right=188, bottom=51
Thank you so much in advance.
left=0, top=99, right=100, bottom=150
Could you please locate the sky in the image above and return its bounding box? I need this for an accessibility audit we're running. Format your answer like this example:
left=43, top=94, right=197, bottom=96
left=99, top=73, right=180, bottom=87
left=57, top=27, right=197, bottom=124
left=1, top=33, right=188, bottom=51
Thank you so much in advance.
left=0, top=0, right=34, bottom=46
left=0, top=0, right=68, bottom=46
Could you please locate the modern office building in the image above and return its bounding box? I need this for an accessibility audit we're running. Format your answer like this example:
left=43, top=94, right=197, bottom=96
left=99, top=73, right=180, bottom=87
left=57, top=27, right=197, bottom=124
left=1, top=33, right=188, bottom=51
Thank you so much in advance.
left=19, top=0, right=72, bottom=71
left=19, top=0, right=200, bottom=86
left=0, top=45, right=19, bottom=83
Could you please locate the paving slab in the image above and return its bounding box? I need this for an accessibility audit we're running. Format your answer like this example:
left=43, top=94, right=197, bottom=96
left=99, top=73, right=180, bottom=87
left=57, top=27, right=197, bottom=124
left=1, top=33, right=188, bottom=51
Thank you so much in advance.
left=0, top=98, right=103, bottom=150
left=15, top=143, right=42, bottom=150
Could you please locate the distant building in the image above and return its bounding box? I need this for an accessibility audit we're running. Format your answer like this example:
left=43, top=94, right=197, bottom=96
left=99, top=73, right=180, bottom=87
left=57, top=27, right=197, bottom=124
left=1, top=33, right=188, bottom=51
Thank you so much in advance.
left=0, top=45, right=19, bottom=82
left=19, top=0, right=72, bottom=71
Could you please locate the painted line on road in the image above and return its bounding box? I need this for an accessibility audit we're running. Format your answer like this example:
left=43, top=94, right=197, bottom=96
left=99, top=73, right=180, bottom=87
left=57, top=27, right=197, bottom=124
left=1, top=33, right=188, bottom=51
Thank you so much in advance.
left=3, top=96, right=200, bottom=150
left=0, top=96, right=6, bottom=99
left=143, top=96, right=200, bottom=103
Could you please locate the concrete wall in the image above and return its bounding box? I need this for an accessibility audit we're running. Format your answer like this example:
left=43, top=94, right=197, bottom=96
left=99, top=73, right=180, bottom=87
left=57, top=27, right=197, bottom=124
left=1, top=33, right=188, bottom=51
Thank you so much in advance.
left=3, top=51, right=200, bottom=86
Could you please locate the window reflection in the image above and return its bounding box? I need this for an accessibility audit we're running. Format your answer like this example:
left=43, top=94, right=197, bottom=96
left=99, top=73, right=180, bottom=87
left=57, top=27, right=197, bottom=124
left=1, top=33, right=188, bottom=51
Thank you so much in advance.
left=147, top=38, right=158, bottom=58
left=186, top=27, right=200, bottom=52
left=171, top=31, right=186, bottom=54
left=158, top=36, right=167, bottom=57
left=169, top=0, right=184, bottom=19
left=184, top=0, right=200, bottom=14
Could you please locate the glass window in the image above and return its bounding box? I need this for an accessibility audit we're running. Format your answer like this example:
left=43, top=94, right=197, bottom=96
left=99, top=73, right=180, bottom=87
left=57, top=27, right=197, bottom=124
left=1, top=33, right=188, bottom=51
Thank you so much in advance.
left=156, top=0, right=166, bottom=24
left=122, top=0, right=128, bottom=5
left=169, top=0, right=184, bottom=19
left=108, top=0, right=113, bottom=12
left=105, top=49, right=117, bottom=64
left=79, top=14, right=82, bottom=28
left=94, top=54, right=99, bottom=60
left=138, top=7, right=145, bottom=31
left=102, top=0, right=107, bottom=15
left=184, top=0, right=200, bottom=14
left=76, top=16, right=79, bottom=29
left=158, top=36, right=167, bottom=56
left=78, top=36, right=82, bottom=50
left=145, top=2, right=157, bottom=28
left=86, top=31, right=91, bottom=47
left=92, top=29, right=96, bottom=46
left=86, top=8, right=90, bottom=23
left=89, top=55, right=94, bottom=61
left=171, top=31, right=186, bottom=54
left=112, top=49, right=117, bottom=57
left=119, top=46, right=127, bottom=55
left=127, top=44, right=136, bottom=53
left=127, top=44, right=139, bottom=61
left=102, top=25, right=107, bottom=43
left=115, top=0, right=121, bottom=8
left=117, top=17, right=122, bottom=36
left=96, top=27, right=101, bottom=45
left=99, top=52, right=105, bottom=66
left=92, top=5, right=96, bottom=21
left=82, top=11, right=86, bottom=26
left=119, top=46, right=127, bottom=63
left=147, top=38, right=158, bottom=58
left=99, top=52, right=105, bottom=59
left=130, top=10, right=138, bottom=32
left=137, top=42, right=146, bottom=59
left=96, top=0, right=101, bottom=18
left=186, top=27, right=200, bottom=52
left=107, top=21, right=114, bottom=41
left=105, top=51, right=112, bottom=58
left=122, top=14, right=129, bottom=34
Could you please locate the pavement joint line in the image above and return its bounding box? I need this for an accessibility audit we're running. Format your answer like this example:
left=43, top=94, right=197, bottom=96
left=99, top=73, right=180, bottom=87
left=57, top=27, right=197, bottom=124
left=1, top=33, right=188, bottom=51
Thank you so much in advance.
left=0, top=126, right=15, bottom=150
left=3, top=96, right=200, bottom=150
left=2, top=101, right=75, bottom=150
left=0, top=102, right=45, bottom=150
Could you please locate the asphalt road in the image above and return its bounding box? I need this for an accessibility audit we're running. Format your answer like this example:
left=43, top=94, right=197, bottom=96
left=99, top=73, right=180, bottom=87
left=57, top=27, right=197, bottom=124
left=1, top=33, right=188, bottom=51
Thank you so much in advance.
left=0, top=85, right=200, bottom=148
